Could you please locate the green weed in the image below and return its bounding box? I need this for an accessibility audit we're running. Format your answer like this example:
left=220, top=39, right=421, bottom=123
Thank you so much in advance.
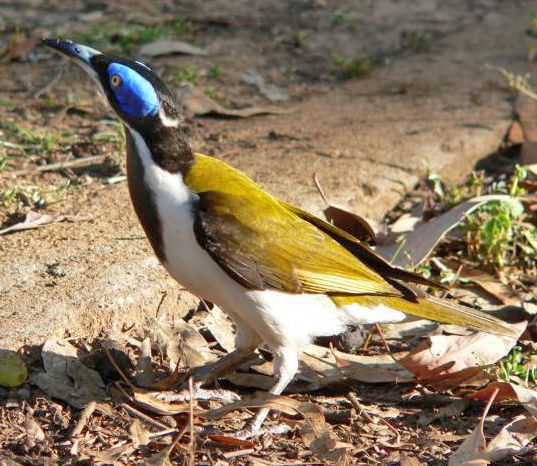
left=427, top=165, right=536, bottom=272
left=497, top=346, right=537, bottom=386
left=173, top=63, right=199, bottom=84
left=74, top=19, right=191, bottom=55
left=331, top=53, right=374, bottom=79
left=401, top=31, right=432, bottom=53
left=206, top=64, right=221, bottom=80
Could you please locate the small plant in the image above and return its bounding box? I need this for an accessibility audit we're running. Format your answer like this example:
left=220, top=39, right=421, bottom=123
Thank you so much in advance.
left=497, top=346, right=537, bottom=386
left=530, top=10, right=537, bottom=35
left=331, top=53, right=373, bottom=79
left=427, top=166, right=536, bottom=272
left=206, top=64, right=221, bottom=80
left=331, top=7, right=361, bottom=26
left=74, top=19, right=191, bottom=56
left=401, top=30, right=432, bottom=53
left=173, top=63, right=199, bottom=84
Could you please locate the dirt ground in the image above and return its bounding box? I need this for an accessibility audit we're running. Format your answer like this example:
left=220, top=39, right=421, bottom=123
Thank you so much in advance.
left=0, top=0, right=536, bottom=464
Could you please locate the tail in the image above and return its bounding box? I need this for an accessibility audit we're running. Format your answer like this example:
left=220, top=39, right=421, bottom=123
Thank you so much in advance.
left=333, top=294, right=516, bottom=337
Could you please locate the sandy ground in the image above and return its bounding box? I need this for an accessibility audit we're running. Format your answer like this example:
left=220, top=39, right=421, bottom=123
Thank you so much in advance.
left=0, top=0, right=534, bottom=348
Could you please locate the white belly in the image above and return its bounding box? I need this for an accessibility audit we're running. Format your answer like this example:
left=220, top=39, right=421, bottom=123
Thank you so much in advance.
left=128, top=128, right=408, bottom=351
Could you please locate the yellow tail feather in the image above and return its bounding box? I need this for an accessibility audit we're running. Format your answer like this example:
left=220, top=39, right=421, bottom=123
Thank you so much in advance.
left=333, top=294, right=515, bottom=336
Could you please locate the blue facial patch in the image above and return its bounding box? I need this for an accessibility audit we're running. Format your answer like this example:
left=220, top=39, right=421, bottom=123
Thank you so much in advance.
left=107, top=62, right=159, bottom=118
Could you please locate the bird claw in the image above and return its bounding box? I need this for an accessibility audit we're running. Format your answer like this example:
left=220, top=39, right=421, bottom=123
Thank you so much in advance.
left=156, top=386, right=240, bottom=403
left=232, top=422, right=293, bottom=440
left=198, top=422, right=291, bottom=440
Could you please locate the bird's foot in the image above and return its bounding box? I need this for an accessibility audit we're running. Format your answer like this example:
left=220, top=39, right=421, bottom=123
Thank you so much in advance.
left=198, top=422, right=292, bottom=440
left=156, top=385, right=240, bottom=404
left=232, top=421, right=292, bottom=440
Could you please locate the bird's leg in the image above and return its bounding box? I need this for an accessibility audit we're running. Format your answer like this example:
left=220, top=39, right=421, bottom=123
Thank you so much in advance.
left=237, top=346, right=299, bottom=438
left=187, top=317, right=263, bottom=388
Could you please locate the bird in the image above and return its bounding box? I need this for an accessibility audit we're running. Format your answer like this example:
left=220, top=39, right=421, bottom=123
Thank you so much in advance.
left=43, top=38, right=514, bottom=437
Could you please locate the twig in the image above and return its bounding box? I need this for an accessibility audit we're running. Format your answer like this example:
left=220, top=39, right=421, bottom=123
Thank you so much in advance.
left=347, top=392, right=372, bottom=421
left=119, top=399, right=171, bottom=430
left=374, top=323, right=391, bottom=352
left=188, top=376, right=196, bottom=466
left=70, top=401, right=96, bottom=438
left=12, top=155, right=107, bottom=177
left=312, top=173, right=330, bottom=205
left=104, top=347, right=135, bottom=388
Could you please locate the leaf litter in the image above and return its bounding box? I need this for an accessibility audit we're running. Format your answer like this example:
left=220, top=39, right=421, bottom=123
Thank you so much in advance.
left=1, top=170, right=536, bottom=464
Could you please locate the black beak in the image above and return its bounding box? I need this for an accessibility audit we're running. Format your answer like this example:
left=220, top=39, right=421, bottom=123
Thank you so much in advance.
left=42, top=38, right=102, bottom=66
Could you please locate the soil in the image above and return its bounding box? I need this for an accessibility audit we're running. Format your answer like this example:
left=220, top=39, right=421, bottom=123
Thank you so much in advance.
left=1, top=0, right=534, bottom=350
left=0, top=1, right=536, bottom=464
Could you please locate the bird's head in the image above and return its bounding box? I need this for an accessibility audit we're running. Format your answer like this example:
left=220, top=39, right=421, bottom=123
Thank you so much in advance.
left=42, top=38, right=181, bottom=132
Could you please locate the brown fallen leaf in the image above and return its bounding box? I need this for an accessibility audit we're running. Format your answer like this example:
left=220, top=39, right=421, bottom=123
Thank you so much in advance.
left=458, top=266, right=521, bottom=306
left=400, top=454, right=425, bottom=466
left=376, top=195, right=512, bottom=268
left=313, top=173, right=377, bottom=244
left=0, top=211, right=93, bottom=235
left=201, top=392, right=352, bottom=464
left=204, top=305, right=236, bottom=352
left=467, top=381, right=537, bottom=417
left=129, top=419, right=151, bottom=448
left=398, top=321, right=526, bottom=387
left=448, top=387, right=496, bottom=466
left=23, top=417, right=45, bottom=450
left=139, top=39, right=208, bottom=57
left=207, top=435, right=255, bottom=449
left=29, top=338, right=107, bottom=409
left=177, top=84, right=288, bottom=118
left=241, top=70, right=289, bottom=102
left=225, top=344, right=414, bottom=391
left=485, top=415, right=537, bottom=463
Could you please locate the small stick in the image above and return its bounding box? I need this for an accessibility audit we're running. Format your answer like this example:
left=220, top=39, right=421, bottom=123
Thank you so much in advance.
left=188, top=376, right=196, bottom=466
left=12, top=155, right=107, bottom=176
left=119, top=400, right=170, bottom=430
left=70, top=401, right=96, bottom=438
left=374, top=323, right=391, bottom=352
left=104, top=347, right=135, bottom=388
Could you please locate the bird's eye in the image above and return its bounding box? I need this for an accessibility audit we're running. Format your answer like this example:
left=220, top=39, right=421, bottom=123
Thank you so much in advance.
left=111, top=75, right=122, bottom=87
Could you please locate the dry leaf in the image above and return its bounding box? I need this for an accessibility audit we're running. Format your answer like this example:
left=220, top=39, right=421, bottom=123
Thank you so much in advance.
left=202, top=392, right=351, bottom=464
left=241, top=70, right=289, bottom=102
left=376, top=195, right=512, bottom=268
left=398, top=322, right=526, bottom=386
left=313, top=174, right=377, bottom=244
left=177, top=84, right=287, bottom=118
left=400, top=454, right=425, bottom=466
left=29, top=338, right=107, bottom=409
left=485, top=415, right=537, bottom=463
left=139, top=39, right=208, bottom=57
left=208, top=435, right=255, bottom=449
left=448, top=389, right=496, bottom=466
left=418, top=399, right=470, bottom=426
left=135, top=337, right=154, bottom=387
left=0, top=211, right=93, bottom=235
left=459, top=266, right=521, bottom=305
left=23, top=417, right=45, bottom=449
left=225, top=344, right=413, bottom=391
left=87, top=443, right=135, bottom=466
left=468, top=382, right=537, bottom=417
left=131, top=388, right=192, bottom=415
left=204, top=306, right=236, bottom=352
left=129, top=419, right=151, bottom=448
